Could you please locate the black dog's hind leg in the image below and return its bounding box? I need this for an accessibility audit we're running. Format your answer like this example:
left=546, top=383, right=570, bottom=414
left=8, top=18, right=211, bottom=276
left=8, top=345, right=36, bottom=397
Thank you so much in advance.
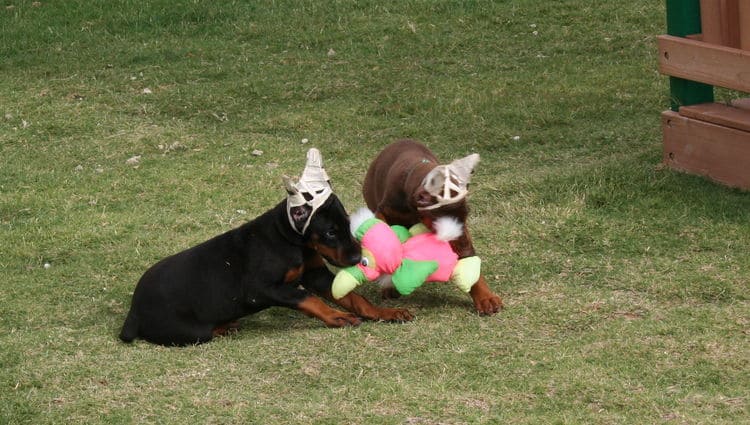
left=134, top=315, right=216, bottom=346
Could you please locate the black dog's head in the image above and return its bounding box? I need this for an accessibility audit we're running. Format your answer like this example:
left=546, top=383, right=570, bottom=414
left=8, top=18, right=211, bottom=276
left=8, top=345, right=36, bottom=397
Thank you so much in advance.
left=283, top=148, right=361, bottom=268
left=290, top=195, right=361, bottom=268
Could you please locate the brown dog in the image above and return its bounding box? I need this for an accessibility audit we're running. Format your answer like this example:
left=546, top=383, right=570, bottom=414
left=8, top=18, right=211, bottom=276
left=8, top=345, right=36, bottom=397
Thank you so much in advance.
left=362, top=139, right=503, bottom=315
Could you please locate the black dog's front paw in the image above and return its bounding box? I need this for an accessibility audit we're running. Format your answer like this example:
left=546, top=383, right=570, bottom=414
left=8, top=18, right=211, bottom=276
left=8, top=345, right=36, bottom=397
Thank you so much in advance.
left=374, top=307, right=414, bottom=322
left=326, top=312, right=362, bottom=327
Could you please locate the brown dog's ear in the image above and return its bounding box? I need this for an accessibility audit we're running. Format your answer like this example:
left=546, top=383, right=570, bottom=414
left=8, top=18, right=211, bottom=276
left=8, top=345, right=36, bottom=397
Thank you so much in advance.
left=449, top=153, right=480, bottom=184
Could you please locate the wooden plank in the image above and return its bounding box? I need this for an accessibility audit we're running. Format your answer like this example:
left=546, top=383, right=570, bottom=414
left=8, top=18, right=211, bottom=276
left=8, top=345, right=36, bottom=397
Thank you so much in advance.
left=657, top=35, right=750, bottom=93
left=662, top=110, right=750, bottom=190
left=679, top=102, right=750, bottom=132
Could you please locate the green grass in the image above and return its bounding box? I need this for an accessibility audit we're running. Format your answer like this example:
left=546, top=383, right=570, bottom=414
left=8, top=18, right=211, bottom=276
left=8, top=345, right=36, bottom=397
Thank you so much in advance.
left=2, top=0, right=749, bottom=423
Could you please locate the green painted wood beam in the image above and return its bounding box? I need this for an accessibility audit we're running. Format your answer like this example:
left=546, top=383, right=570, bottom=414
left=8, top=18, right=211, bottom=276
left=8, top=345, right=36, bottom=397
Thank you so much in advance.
left=666, top=0, right=714, bottom=111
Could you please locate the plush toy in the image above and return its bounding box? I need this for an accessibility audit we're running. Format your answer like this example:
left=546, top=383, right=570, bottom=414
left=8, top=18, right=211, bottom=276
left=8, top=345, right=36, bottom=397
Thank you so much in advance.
left=331, top=208, right=481, bottom=299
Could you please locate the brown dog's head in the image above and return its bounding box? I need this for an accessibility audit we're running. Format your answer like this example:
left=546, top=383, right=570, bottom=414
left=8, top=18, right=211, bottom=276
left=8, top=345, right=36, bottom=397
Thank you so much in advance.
left=284, top=149, right=361, bottom=267
left=413, top=152, right=479, bottom=215
left=411, top=152, right=479, bottom=258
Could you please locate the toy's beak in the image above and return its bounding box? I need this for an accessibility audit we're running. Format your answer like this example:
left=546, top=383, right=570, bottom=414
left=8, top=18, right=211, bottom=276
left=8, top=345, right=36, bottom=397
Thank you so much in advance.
left=331, top=268, right=361, bottom=299
left=451, top=256, right=482, bottom=293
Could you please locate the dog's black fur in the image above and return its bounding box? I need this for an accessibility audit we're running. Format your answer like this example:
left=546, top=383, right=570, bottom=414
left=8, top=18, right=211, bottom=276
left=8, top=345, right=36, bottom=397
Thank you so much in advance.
left=119, top=195, right=362, bottom=346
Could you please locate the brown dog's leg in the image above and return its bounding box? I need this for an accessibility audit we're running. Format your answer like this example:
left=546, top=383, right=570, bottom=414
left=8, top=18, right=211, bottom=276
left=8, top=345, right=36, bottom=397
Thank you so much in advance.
left=470, top=276, right=503, bottom=315
left=449, top=228, right=504, bottom=315
left=297, top=296, right=363, bottom=327
left=333, top=291, right=414, bottom=322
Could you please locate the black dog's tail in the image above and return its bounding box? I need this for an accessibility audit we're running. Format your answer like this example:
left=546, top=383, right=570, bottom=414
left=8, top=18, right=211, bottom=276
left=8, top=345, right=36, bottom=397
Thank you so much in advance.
left=119, top=310, right=138, bottom=343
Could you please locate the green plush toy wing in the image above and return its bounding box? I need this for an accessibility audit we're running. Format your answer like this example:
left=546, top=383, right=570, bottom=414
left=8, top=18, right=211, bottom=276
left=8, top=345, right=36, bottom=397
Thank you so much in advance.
left=331, top=266, right=366, bottom=299
left=391, top=258, right=438, bottom=295
left=451, top=256, right=482, bottom=293
left=408, top=223, right=430, bottom=236
left=389, top=225, right=411, bottom=243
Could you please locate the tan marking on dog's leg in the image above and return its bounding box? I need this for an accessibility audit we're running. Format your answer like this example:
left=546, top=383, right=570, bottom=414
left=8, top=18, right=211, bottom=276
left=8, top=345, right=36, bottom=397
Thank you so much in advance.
left=284, top=265, right=304, bottom=284
left=297, top=296, right=362, bottom=327
left=333, top=291, right=413, bottom=322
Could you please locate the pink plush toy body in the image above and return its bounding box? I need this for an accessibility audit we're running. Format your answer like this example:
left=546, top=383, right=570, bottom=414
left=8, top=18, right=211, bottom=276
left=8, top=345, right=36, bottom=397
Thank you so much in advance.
left=401, top=232, right=458, bottom=282
left=331, top=208, right=481, bottom=299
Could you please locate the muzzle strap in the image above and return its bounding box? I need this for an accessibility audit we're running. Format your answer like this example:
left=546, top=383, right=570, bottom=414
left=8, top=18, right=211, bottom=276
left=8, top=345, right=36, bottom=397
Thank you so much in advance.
left=285, top=148, right=333, bottom=234
left=418, top=153, right=479, bottom=210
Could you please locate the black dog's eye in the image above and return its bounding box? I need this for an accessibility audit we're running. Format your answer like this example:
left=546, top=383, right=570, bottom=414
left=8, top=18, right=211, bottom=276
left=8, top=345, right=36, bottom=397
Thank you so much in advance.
left=325, top=229, right=337, bottom=239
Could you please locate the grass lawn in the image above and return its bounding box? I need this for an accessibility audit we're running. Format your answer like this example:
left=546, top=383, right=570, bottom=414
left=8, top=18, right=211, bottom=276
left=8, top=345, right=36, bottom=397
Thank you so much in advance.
left=2, top=0, right=748, bottom=423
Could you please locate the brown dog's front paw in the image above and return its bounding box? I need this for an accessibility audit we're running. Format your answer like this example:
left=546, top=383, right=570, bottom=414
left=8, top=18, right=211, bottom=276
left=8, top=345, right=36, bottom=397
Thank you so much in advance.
left=474, top=294, right=503, bottom=315
left=469, top=277, right=504, bottom=316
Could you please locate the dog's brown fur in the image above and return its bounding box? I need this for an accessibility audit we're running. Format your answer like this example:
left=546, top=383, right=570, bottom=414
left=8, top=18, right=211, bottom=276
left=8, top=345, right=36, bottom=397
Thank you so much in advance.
left=363, top=139, right=503, bottom=315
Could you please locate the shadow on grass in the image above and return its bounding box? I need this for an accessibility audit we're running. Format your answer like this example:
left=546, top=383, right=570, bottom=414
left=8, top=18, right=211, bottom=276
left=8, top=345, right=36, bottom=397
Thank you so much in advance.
left=103, top=281, right=479, bottom=348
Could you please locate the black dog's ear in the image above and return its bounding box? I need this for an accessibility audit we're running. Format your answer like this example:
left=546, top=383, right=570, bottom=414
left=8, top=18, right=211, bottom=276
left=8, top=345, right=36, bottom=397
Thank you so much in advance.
left=289, top=205, right=313, bottom=233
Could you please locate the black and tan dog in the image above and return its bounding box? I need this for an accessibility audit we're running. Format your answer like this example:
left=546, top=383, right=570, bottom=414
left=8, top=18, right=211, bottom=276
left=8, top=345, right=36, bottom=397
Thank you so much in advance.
left=363, top=139, right=504, bottom=315
left=119, top=148, right=410, bottom=346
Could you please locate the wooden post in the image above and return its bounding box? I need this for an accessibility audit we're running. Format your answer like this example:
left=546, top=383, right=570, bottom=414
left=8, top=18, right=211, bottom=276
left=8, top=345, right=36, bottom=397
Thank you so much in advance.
left=724, top=0, right=741, bottom=48
left=739, top=0, right=750, bottom=50
left=700, top=0, right=741, bottom=47
left=700, top=0, right=723, bottom=44
left=666, top=0, right=714, bottom=111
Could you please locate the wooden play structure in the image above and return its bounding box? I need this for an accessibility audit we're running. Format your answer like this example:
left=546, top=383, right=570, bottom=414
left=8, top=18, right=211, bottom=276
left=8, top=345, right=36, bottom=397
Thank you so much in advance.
left=658, top=0, right=750, bottom=189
